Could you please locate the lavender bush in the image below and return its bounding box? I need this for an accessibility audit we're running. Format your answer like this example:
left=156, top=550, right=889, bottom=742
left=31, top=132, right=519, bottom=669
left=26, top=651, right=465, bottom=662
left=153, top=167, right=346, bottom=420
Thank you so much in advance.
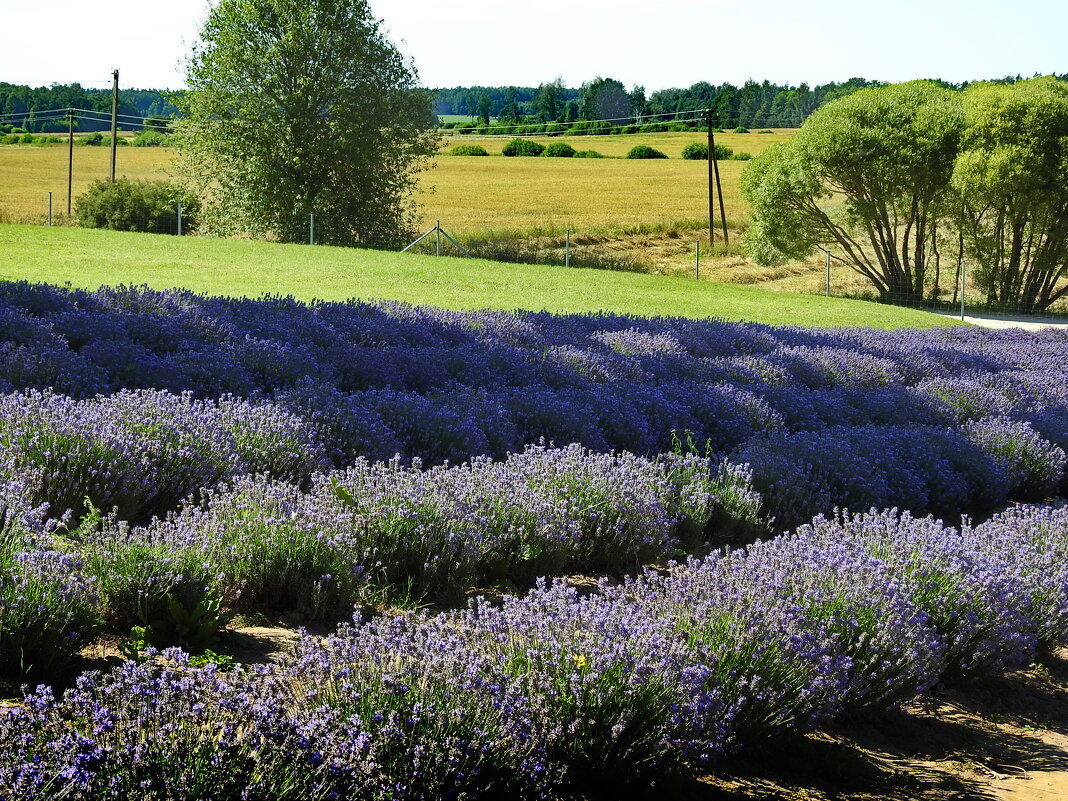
left=10, top=501, right=1068, bottom=797
left=0, top=497, right=99, bottom=683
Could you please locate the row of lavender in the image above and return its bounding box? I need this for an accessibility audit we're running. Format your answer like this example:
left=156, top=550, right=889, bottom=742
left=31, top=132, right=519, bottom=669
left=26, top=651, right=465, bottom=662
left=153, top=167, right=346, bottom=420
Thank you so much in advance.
left=2, top=285, right=1068, bottom=533
left=4, top=504, right=1067, bottom=800
left=1, top=382, right=1062, bottom=536
left=0, top=445, right=760, bottom=683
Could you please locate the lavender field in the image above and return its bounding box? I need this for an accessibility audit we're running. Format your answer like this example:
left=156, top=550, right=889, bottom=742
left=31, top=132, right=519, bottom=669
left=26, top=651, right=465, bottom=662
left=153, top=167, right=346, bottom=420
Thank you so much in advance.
left=1, top=280, right=1067, bottom=799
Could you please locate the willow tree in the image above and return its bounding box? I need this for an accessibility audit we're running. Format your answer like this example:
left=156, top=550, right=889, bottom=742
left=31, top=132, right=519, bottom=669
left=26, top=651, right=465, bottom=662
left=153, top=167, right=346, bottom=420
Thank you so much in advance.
left=176, top=0, right=438, bottom=248
left=953, top=78, right=1068, bottom=312
left=742, top=81, right=964, bottom=304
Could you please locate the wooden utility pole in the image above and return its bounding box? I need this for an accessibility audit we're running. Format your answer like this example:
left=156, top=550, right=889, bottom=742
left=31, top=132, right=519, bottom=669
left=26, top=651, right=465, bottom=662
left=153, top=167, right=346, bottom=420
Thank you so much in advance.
left=67, top=108, right=74, bottom=215
left=706, top=109, right=715, bottom=245
left=110, top=69, right=119, bottom=181
left=708, top=110, right=729, bottom=245
left=705, top=110, right=730, bottom=246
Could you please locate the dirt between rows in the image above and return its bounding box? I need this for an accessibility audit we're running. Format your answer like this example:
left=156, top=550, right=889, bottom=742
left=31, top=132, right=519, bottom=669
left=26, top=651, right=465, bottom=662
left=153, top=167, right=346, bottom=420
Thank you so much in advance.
left=690, top=650, right=1068, bottom=801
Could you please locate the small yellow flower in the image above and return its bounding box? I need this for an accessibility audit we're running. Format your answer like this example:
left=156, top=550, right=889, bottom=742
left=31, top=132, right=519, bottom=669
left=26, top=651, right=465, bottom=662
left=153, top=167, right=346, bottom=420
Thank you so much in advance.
left=572, top=653, right=588, bottom=669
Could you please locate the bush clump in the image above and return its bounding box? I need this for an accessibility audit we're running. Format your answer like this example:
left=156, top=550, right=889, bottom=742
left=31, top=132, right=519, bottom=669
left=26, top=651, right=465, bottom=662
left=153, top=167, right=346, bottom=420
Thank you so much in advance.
left=733, top=126, right=750, bottom=133
left=75, top=178, right=200, bottom=235
left=626, top=145, right=668, bottom=159
left=541, top=142, right=576, bottom=158
left=131, top=129, right=174, bottom=147
left=573, top=149, right=604, bottom=158
left=449, top=144, right=489, bottom=156
left=501, top=138, right=545, bottom=157
left=732, top=151, right=753, bottom=161
left=681, top=142, right=734, bottom=160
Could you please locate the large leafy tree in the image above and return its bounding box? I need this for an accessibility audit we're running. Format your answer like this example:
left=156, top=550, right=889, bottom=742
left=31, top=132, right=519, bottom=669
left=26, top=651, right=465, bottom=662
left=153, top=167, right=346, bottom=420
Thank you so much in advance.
left=579, top=77, right=631, bottom=121
left=176, top=0, right=438, bottom=248
left=742, top=81, right=965, bottom=303
left=952, top=78, right=1068, bottom=311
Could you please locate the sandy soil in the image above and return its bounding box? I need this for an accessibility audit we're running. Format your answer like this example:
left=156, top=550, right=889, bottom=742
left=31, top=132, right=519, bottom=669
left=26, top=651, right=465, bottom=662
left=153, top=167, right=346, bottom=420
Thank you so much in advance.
left=694, top=650, right=1068, bottom=801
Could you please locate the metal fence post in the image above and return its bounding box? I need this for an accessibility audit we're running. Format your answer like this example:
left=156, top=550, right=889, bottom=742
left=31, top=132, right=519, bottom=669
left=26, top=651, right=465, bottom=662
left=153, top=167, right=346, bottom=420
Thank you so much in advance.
left=436, top=220, right=441, bottom=256
left=960, top=259, right=967, bottom=321
left=310, top=212, right=315, bottom=245
left=825, top=249, right=831, bottom=297
left=695, top=241, right=700, bottom=280
left=565, top=229, right=571, bottom=268
left=48, top=192, right=52, bottom=227
left=176, top=202, right=182, bottom=236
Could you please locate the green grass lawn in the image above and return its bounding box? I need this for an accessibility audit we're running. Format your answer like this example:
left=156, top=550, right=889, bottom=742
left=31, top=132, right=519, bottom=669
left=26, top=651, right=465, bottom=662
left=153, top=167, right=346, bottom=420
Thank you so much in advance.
left=0, top=223, right=961, bottom=329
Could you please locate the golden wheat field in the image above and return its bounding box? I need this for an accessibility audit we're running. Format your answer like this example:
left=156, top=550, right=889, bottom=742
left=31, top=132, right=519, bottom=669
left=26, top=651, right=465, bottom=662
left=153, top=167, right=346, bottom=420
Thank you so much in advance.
left=0, top=144, right=179, bottom=223
left=0, top=132, right=831, bottom=289
left=0, top=130, right=794, bottom=232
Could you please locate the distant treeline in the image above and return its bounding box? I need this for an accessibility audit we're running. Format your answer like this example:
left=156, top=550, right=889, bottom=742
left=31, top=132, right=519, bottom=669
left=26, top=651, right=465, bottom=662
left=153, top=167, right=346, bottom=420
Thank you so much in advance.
left=0, top=83, right=182, bottom=133
left=4, top=74, right=1067, bottom=136
left=433, top=74, right=1068, bottom=129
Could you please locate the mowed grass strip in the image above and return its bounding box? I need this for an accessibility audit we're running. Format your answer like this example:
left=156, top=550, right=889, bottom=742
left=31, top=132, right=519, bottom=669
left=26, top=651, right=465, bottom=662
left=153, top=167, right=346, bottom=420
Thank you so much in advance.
left=0, top=223, right=960, bottom=329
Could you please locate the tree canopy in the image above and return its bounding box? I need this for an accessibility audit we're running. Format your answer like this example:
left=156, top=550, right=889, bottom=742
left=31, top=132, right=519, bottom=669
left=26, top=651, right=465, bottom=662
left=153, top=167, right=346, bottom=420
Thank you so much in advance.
left=175, top=0, right=438, bottom=249
left=742, top=78, right=1068, bottom=311
left=952, top=78, right=1068, bottom=310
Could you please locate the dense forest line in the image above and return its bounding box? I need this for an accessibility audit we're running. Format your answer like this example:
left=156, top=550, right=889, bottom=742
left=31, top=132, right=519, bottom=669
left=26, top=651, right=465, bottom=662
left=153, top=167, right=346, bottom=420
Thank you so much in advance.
left=0, top=83, right=181, bottom=132
left=433, top=74, right=1068, bottom=129
left=2, top=74, right=1065, bottom=134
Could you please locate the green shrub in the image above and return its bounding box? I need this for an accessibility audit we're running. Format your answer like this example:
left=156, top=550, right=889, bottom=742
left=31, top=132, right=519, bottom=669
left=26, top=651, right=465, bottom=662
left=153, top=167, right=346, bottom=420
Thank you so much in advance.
left=759, top=129, right=775, bottom=133
left=542, top=142, right=576, bottom=158
left=20, top=133, right=34, bottom=144
left=573, top=150, right=604, bottom=158
left=626, top=145, right=668, bottom=159
left=131, top=129, right=174, bottom=147
left=501, top=138, right=545, bottom=157
left=75, top=178, right=200, bottom=235
left=681, top=142, right=733, bottom=160
left=80, top=132, right=104, bottom=146
left=733, top=126, right=750, bottom=133
left=449, top=144, right=489, bottom=156
left=0, top=135, right=19, bottom=145
left=681, top=142, right=707, bottom=160
left=732, top=151, right=753, bottom=160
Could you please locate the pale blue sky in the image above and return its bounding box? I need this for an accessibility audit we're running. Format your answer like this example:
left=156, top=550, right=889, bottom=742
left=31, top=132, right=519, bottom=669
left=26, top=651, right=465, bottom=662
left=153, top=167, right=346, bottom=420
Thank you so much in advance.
left=1, top=0, right=1065, bottom=91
